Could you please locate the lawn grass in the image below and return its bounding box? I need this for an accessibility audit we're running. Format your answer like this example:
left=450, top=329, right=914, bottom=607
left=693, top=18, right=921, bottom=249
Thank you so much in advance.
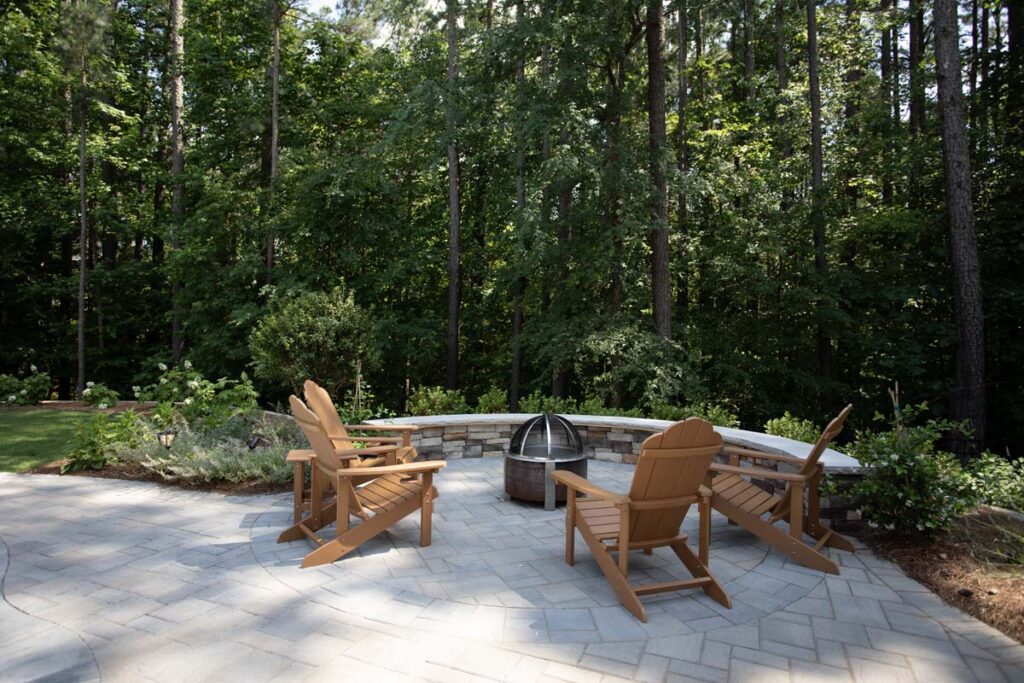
left=0, top=409, right=85, bottom=472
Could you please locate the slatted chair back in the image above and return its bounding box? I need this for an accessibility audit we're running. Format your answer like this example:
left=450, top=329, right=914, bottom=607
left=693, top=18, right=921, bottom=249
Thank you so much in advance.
left=303, top=380, right=354, bottom=451
left=627, top=418, right=722, bottom=542
left=797, top=404, right=853, bottom=476
left=289, top=395, right=343, bottom=472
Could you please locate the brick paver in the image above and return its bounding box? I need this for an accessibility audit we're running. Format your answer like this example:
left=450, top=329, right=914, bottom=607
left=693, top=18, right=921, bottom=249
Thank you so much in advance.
left=2, top=460, right=1022, bottom=682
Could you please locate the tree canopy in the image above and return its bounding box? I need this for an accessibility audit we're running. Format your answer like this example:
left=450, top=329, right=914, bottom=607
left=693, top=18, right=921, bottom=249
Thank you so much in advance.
left=1, top=0, right=1021, bottom=454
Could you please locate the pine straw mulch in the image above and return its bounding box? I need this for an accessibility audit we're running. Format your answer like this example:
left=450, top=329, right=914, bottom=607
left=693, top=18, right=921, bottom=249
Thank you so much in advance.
left=27, top=460, right=291, bottom=496
left=858, top=506, right=1024, bottom=643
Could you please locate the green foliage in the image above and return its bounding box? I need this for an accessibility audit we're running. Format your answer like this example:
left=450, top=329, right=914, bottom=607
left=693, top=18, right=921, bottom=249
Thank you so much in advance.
left=764, top=412, right=820, bottom=443
left=518, top=391, right=579, bottom=415
left=649, top=402, right=740, bottom=427
left=249, top=286, right=378, bottom=397
left=137, top=362, right=258, bottom=429
left=406, top=386, right=470, bottom=416
left=850, top=404, right=975, bottom=534
left=969, top=453, right=1024, bottom=512
left=475, top=386, right=509, bottom=414
left=0, top=371, right=52, bottom=406
left=63, top=412, right=117, bottom=473
left=333, top=382, right=394, bottom=424
left=81, top=382, right=119, bottom=408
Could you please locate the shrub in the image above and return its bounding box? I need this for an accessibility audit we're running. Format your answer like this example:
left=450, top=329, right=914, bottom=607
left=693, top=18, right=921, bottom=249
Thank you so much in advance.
left=81, top=382, right=119, bottom=408
left=519, top=391, right=578, bottom=414
left=407, top=386, right=469, bottom=416
left=137, top=362, right=258, bottom=429
left=969, top=453, right=1024, bottom=512
left=334, top=382, right=394, bottom=424
left=115, top=413, right=300, bottom=484
left=764, top=411, right=819, bottom=443
left=1, top=370, right=51, bottom=406
left=249, top=285, right=378, bottom=395
left=475, top=386, right=509, bottom=413
left=649, top=401, right=739, bottom=427
left=849, top=404, right=975, bottom=534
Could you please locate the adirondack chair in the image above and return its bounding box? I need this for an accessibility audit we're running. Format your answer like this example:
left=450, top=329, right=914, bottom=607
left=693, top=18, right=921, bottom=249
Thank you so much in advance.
left=551, top=418, right=731, bottom=622
left=707, top=404, right=855, bottom=574
left=278, top=395, right=446, bottom=568
left=304, top=380, right=419, bottom=478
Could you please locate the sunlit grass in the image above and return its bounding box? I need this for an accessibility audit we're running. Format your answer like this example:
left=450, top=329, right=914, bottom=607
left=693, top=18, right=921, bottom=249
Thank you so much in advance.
left=0, top=409, right=84, bottom=472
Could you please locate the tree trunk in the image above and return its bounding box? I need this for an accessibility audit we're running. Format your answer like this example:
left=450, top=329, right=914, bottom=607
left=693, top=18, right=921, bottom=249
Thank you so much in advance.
left=1009, top=0, right=1022, bottom=148
left=265, top=0, right=282, bottom=271
left=934, top=0, right=986, bottom=449
left=744, top=0, right=755, bottom=101
left=445, top=0, right=461, bottom=389
left=169, top=0, right=185, bottom=362
left=909, top=0, right=925, bottom=135
left=844, top=0, right=861, bottom=210
left=807, top=0, right=832, bottom=383
left=676, top=0, right=688, bottom=315
left=880, top=0, right=894, bottom=203
left=647, top=0, right=672, bottom=340
left=77, top=67, right=88, bottom=397
left=510, top=0, right=526, bottom=410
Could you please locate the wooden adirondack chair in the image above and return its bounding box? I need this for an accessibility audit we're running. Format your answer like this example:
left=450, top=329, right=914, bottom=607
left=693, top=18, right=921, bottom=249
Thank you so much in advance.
left=278, top=395, right=446, bottom=568
left=304, top=380, right=419, bottom=481
left=708, top=404, right=855, bottom=574
left=551, top=418, right=731, bottom=622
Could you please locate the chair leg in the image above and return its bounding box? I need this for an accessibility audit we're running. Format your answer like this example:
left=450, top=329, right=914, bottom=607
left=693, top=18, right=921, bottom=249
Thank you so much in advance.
left=699, top=493, right=711, bottom=565
left=420, top=472, right=433, bottom=547
left=578, top=523, right=646, bottom=622
left=565, top=492, right=576, bottom=566
left=670, top=541, right=731, bottom=609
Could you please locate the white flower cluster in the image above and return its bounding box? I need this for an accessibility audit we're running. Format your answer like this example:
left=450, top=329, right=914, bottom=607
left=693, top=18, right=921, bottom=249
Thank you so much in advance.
left=158, top=363, right=168, bottom=371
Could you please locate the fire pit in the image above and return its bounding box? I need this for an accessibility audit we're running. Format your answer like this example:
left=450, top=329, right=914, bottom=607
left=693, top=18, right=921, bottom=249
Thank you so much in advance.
left=504, top=413, right=588, bottom=510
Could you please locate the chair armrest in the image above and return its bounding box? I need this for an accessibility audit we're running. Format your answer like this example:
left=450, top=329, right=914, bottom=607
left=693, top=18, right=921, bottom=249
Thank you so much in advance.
left=698, top=485, right=712, bottom=498
left=331, top=435, right=403, bottom=446
left=344, top=424, right=421, bottom=432
left=333, top=444, right=397, bottom=458
left=338, top=460, right=447, bottom=478
left=286, top=449, right=314, bottom=463
left=550, top=471, right=629, bottom=504
left=723, top=446, right=806, bottom=467
left=710, top=463, right=810, bottom=482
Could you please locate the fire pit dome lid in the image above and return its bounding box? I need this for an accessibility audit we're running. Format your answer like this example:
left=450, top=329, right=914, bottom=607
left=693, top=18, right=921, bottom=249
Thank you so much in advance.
left=507, top=413, right=584, bottom=462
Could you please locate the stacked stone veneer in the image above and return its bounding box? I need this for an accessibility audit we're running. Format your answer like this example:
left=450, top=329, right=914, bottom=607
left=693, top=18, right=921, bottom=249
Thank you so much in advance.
left=408, top=422, right=653, bottom=463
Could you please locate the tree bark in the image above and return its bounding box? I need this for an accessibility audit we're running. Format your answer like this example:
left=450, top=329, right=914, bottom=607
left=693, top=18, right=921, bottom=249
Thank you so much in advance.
left=909, top=0, right=925, bottom=135
left=265, top=0, right=282, bottom=270
left=647, top=0, right=672, bottom=340
left=510, top=0, right=526, bottom=410
left=1009, top=0, right=1023, bottom=147
left=880, top=0, right=894, bottom=203
left=676, top=0, right=688, bottom=315
left=807, top=0, right=832, bottom=383
left=934, top=0, right=986, bottom=449
left=169, top=0, right=185, bottom=362
left=77, top=65, right=88, bottom=397
left=445, top=0, right=461, bottom=389
left=744, top=0, right=755, bottom=101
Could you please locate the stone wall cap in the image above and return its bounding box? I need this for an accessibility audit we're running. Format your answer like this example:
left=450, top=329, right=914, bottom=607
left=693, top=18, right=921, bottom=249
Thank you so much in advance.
left=367, top=413, right=865, bottom=471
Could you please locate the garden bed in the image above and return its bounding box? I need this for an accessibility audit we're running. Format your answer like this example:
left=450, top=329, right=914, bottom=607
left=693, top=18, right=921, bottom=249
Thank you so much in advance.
left=859, top=507, right=1024, bottom=643
left=26, top=459, right=292, bottom=495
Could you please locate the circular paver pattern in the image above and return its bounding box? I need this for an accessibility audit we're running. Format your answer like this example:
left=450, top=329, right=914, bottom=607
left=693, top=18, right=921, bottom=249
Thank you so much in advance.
left=253, top=458, right=823, bottom=644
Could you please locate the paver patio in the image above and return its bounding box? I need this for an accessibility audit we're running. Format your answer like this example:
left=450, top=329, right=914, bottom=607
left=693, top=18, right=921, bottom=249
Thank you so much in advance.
left=2, top=459, right=1023, bottom=682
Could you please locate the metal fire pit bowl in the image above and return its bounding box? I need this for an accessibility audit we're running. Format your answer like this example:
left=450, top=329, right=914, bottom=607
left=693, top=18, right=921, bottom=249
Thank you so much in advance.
left=504, top=413, right=588, bottom=510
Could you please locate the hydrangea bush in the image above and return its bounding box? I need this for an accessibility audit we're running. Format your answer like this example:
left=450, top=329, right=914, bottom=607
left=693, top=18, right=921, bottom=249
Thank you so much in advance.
left=764, top=411, right=820, bottom=443
left=81, top=382, right=119, bottom=408
left=1, top=367, right=51, bottom=405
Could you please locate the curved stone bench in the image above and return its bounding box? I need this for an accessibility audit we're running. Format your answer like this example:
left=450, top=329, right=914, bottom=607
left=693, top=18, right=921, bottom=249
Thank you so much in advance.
left=367, top=413, right=862, bottom=471
left=368, top=413, right=866, bottom=528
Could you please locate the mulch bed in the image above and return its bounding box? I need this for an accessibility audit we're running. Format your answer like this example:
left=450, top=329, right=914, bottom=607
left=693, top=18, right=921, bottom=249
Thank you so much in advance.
left=857, top=507, right=1024, bottom=643
left=27, top=460, right=291, bottom=496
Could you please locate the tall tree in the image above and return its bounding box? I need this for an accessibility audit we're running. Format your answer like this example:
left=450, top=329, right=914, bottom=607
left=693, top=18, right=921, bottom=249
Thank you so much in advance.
left=934, top=0, right=986, bottom=448
left=647, top=0, right=672, bottom=340
left=510, top=0, right=527, bottom=409
left=807, top=0, right=832, bottom=384
left=169, top=0, right=184, bottom=362
left=908, top=0, right=925, bottom=135
left=445, top=0, right=462, bottom=389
